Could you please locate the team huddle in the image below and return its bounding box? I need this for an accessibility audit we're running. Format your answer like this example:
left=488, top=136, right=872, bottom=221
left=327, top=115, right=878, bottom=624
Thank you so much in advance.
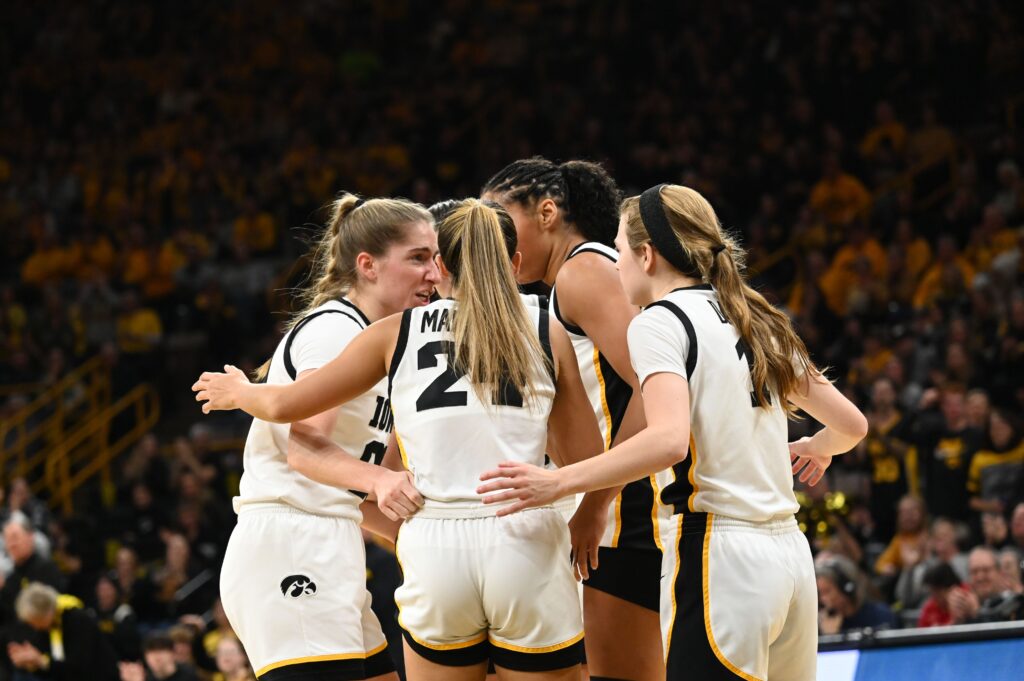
left=192, top=158, right=868, bottom=681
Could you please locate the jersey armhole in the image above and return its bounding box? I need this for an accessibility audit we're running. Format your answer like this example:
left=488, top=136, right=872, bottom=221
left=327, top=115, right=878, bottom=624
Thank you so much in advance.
left=387, top=308, right=413, bottom=397
left=643, top=300, right=698, bottom=379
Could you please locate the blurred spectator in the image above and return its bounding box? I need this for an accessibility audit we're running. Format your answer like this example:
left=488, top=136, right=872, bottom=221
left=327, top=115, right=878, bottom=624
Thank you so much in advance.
left=211, top=636, right=254, bottom=681
left=968, top=408, right=1024, bottom=516
left=91, top=575, right=141, bottom=662
left=948, top=546, right=1017, bottom=624
left=112, top=548, right=156, bottom=624
left=914, top=386, right=982, bottom=522
left=999, top=549, right=1024, bottom=595
left=860, top=377, right=915, bottom=541
left=918, top=562, right=967, bottom=628
left=8, top=583, right=119, bottom=680
left=817, top=556, right=897, bottom=634
left=148, top=535, right=213, bottom=621
left=895, top=518, right=969, bottom=609
left=809, top=155, right=871, bottom=227
left=875, top=495, right=929, bottom=578
left=1010, top=503, right=1024, bottom=556
left=119, top=633, right=200, bottom=681
left=2, top=479, right=50, bottom=535
left=981, top=512, right=1011, bottom=551
left=0, top=514, right=65, bottom=625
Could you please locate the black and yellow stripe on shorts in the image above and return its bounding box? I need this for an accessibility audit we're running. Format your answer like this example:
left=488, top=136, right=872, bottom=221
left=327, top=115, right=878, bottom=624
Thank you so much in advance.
left=257, top=642, right=393, bottom=680
left=401, top=629, right=584, bottom=671
left=665, top=512, right=761, bottom=681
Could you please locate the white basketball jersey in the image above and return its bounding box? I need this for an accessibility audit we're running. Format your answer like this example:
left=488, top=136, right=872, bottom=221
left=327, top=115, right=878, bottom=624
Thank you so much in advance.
left=628, top=285, right=800, bottom=522
left=388, top=299, right=555, bottom=511
left=235, top=299, right=393, bottom=520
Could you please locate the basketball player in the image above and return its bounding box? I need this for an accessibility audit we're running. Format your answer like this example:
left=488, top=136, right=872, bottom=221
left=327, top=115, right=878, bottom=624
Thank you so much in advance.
left=476, top=184, right=869, bottom=681
left=218, top=195, right=438, bottom=681
left=483, top=158, right=666, bottom=681
left=194, top=199, right=605, bottom=681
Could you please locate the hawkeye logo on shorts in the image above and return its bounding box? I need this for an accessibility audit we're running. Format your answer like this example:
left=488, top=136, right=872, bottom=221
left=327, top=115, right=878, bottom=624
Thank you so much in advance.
left=280, top=575, right=317, bottom=598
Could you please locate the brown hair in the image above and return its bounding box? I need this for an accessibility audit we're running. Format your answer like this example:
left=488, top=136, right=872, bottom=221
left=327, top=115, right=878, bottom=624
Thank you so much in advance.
left=255, top=193, right=431, bottom=380
left=438, top=199, right=548, bottom=404
left=622, top=185, right=814, bottom=413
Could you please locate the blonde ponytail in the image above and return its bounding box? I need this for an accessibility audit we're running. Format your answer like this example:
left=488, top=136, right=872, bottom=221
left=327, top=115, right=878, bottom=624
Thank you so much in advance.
left=438, top=200, right=549, bottom=405
left=622, top=186, right=814, bottom=414
left=254, top=193, right=432, bottom=381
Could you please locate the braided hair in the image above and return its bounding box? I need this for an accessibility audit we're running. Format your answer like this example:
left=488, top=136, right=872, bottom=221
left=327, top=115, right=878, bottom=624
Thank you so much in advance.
left=482, top=157, right=622, bottom=246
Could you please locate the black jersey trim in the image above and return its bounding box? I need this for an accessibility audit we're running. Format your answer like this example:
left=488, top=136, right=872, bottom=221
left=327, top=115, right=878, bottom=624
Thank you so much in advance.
left=537, top=308, right=555, bottom=381
left=283, top=309, right=365, bottom=381
left=670, top=284, right=713, bottom=292
left=565, top=242, right=616, bottom=263
left=643, top=300, right=698, bottom=379
left=337, top=297, right=372, bottom=326
left=550, top=288, right=585, bottom=337
left=388, top=308, right=413, bottom=397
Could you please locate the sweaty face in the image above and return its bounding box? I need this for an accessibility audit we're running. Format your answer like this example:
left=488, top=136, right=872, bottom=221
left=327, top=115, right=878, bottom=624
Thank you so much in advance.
left=484, top=193, right=546, bottom=284
left=373, top=220, right=441, bottom=313
left=614, top=217, right=650, bottom=307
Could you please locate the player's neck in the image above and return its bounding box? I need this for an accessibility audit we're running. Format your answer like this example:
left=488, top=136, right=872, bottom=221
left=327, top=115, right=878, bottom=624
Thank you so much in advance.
left=543, top=233, right=587, bottom=286
left=343, top=292, right=387, bottom=323
left=650, top=273, right=703, bottom=301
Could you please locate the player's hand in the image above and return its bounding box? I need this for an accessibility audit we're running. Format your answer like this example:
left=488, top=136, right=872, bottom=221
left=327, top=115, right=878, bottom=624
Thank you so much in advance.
left=477, top=461, right=565, bottom=516
left=568, top=495, right=608, bottom=581
left=192, top=365, right=248, bottom=413
left=374, top=469, right=424, bottom=521
left=789, top=436, right=832, bottom=486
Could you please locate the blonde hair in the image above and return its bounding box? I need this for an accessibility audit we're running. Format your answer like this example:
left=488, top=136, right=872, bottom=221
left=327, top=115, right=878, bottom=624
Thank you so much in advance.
left=438, top=199, right=549, bottom=404
left=256, top=193, right=432, bottom=380
left=622, top=185, right=814, bottom=413
left=15, top=582, right=58, bottom=622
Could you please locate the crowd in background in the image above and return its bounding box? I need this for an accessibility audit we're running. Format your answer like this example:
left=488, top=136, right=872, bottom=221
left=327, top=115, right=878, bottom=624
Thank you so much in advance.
left=2, top=0, right=1024, bottom=677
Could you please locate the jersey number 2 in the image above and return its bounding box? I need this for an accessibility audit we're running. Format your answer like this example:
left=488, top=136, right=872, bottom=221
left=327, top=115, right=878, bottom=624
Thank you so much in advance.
left=415, top=340, right=523, bottom=411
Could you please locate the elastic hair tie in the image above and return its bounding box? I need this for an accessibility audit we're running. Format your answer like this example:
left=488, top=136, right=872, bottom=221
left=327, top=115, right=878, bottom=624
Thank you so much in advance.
left=353, top=198, right=366, bottom=209
left=711, top=244, right=726, bottom=256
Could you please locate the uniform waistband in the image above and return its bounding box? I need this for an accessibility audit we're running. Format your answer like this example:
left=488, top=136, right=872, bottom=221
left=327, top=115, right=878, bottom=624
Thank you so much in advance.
left=413, top=501, right=556, bottom=519
left=682, top=511, right=798, bottom=536
left=234, top=500, right=362, bottom=522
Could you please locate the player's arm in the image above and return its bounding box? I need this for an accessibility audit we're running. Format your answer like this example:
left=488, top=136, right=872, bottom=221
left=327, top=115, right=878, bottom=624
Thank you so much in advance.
left=193, top=314, right=401, bottom=422
left=480, top=372, right=690, bottom=515
left=787, top=371, right=869, bottom=486
left=358, top=501, right=401, bottom=544
left=555, top=255, right=642, bottom=503
left=546, top=318, right=604, bottom=467
left=285, top=389, right=422, bottom=521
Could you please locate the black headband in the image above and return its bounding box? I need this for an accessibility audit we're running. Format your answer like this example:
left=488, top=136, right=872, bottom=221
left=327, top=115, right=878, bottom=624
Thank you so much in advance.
left=638, top=184, right=701, bottom=277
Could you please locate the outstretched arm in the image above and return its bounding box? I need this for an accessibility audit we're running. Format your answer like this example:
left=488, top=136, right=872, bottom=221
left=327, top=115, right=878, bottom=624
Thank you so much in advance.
left=193, top=314, right=401, bottom=422
left=478, top=372, right=690, bottom=516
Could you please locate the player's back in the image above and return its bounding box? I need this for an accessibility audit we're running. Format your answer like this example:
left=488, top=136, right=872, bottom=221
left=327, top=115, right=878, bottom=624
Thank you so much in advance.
left=388, top=298, right=555, bottom=510
left=633, top=285, right=799, bottom=522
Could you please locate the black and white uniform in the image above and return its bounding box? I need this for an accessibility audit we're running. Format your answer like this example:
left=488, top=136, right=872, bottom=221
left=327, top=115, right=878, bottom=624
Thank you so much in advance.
left=629, top=285, right=816, bottom=681
left=550, top=241, right=673, bottom=611
left=220, top=299, right=395, bottom=681
left=389, top=299, right=584, bottom=671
